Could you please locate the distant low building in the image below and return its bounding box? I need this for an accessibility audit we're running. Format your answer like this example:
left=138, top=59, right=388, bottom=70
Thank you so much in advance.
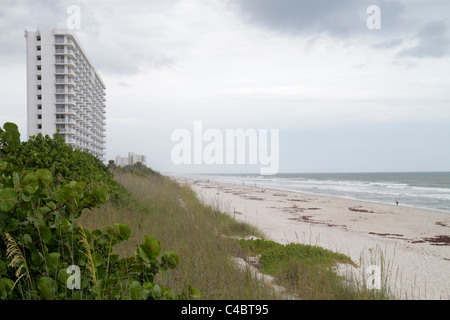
left=128, top=152, right=146, bottom=166
left=115, top=152, right=146, bottom=167
left=115, top=155, right=128, bottom=167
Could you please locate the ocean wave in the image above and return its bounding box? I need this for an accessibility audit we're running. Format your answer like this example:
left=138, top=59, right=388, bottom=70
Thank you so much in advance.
left=411, top=186, right=450, bottom=193
left=203, top=173, right=450, bottom=212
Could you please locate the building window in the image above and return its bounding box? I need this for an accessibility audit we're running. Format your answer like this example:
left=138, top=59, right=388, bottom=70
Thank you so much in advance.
left=37, top=85, right=41, bottom=90
left=55, top=75, right=65, bottom=83
left=56, top=105, right=65, bottom=113
left=55, top=45, right=64, bottom=53
left=37, top=104, right=42, bottom=110
left=37, top=55, right=41, bottom=61
left=56, top=85, right=65, bottom=93
left=37, top=124, right=42, bottom=129
left=37, top=46, right=41, bottom=51
left=56, top=124, right=66, bottom=133
left=55, top=65, right=65, bottom=73
left=56, top=94, right=65, bottom=103
left=37, top=114, right=42, bottom=120
left=36, top=35, right=41, bottom=41
left=37, top=65, right=41, bottom=71
left=37, top=75, right=41, bottom=81
left=55, top=55, right=65, bottom=64
left=37, top=95, right=42, bottom=100
left=55, top=35, right=64, bottom=44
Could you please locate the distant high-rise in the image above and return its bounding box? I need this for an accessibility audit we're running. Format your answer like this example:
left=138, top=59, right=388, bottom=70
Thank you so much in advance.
left=116, top=152, right=147, bottom=167
left=25, top=29, right=106, bottom=161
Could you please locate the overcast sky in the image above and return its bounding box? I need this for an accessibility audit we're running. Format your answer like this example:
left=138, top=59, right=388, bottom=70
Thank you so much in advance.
left=1, top=0, right=449, bottom=174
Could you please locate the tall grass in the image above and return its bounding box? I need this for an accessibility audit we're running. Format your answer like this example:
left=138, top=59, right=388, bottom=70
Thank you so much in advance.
left=343, top=245, right=400, bottom=299
left=77, top=169, right=279, bottom=299
left=238, top=238, right=394, bottom=300
left=76, top=169, right=397, bottom=300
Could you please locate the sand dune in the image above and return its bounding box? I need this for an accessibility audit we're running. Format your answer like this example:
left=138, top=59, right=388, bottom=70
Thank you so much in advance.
left=178, top=177, right=450, bottom=300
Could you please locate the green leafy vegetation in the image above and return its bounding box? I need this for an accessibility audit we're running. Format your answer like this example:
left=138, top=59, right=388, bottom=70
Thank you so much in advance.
left=2, top=130, right=128, bottom=204
left=77, top=169, right=280, bottom=299
left=110, top=161, right=161, bottom=177
left=238, top=238, right=392, bottom=299
left=0, top=122, right=187, bottom=300
left=1, top=121, right=395, bottom=300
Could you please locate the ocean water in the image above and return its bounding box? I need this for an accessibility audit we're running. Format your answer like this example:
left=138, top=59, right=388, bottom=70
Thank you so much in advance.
left=192, top=172, right=450, bottom=213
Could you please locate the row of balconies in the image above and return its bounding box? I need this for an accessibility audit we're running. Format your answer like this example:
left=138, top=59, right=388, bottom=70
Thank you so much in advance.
left=53, top=90, right=104, bottom=111
left=55, top=56, right=76, bottom=67
left=64, top=143, right=106, bottom=159
left=55, top=112, right=105, bottom=129
left=55, top=87, right=75, bottom=95
left=75, top=86, right=105, bottom=100
left=57, top=123, right=105, bottom=144
left=55, top=95, right=76, bottom=103
left=55, top=66, right=76, bottom=76
left=55, top=37, right=74, bottom=46
left=55, top=46, right=75, bottom=57
left=52, top=36, right=106, bottom=156
left=55, top=77, right=75, bottom=85
left=56, top=106, right=75, bottom=115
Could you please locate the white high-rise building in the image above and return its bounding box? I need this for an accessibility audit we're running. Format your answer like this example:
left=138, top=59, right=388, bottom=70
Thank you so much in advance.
left=25, top=29, right=106, bottom=161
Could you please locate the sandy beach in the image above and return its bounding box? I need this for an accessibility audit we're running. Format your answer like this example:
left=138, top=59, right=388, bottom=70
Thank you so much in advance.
left=176, top=177, right=450, bottom=300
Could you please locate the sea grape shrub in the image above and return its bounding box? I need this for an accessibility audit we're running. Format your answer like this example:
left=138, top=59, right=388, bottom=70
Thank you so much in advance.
left=0, top=123, right=188, bottom=300
left=1, top=127, right=128, bottom=205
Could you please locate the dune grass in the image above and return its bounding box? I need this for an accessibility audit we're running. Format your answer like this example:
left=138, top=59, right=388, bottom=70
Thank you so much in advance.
left=76, top=168, right=395, bottom=300
left=238, top=238, right=393, bottom=300
left=77, top=169, right=278, bottom=299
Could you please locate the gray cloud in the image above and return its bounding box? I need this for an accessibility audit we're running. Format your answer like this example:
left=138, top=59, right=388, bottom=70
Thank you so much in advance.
left=0, top=0, right=73, bottom=62
left=228, top=0, right=406, bottom=38
left=0, top=0, right=179, bottom=75
left=74, top=0, right=181, bottom=76
left=229, top=0, right=450, bottom=62
left=371, top=38, right=404, bottom=50
left=397, top=20, right=450, bottom=58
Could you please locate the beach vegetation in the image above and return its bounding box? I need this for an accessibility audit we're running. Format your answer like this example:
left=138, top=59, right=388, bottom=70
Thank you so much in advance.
left=1, top=121, right=396, bottom=300
left=1, top=128, right=128, bottom=205
left=238, top=238, right=393, bottom=299
left=0, top=122, right=187, bottom=300
left=77, top=167, right=279, bottom=299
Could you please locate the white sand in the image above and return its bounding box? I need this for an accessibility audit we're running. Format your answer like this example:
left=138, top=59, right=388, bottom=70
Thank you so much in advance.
left=177, top=177, right=450, bottom=300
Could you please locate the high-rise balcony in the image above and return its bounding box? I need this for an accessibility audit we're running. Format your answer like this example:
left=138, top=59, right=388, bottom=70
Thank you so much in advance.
left=55, top=37, right=76, bottom=50
left=56, top=117, right=76, bottom=125
left=56, top=97, right=76, bottom=106
left=55, top=47, right=75, bottom=57
left=56, top=106, right=76, bottom=115
left=55, top=77, right=76, bottom=87
left=55, top=57, right=76, bottom=68
left=56, top=127, right=76, bottom=134
left=55, top=66, right=76, bottom=76
left=56, top=87, right=75, bottom=96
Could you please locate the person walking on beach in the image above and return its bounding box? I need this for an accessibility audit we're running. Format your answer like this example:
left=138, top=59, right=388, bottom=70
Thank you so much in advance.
left=396, top=197, right=399, bottom=206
